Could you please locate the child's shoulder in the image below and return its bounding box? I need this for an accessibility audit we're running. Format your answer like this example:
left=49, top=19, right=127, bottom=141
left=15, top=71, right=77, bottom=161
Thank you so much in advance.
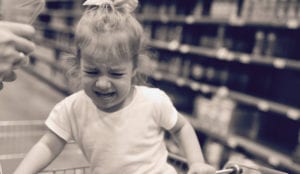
left=65, top=90, right=86, bottom=100
left=135, top=85, right=168, bottom=100
left=58, top=90, right=88, bottom=105
left=136, top=85, right=162, bottom=94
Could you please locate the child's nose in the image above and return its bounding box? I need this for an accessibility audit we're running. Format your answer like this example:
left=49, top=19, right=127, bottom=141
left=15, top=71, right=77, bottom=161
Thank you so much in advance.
left=95, top=76, right=111, bottom=90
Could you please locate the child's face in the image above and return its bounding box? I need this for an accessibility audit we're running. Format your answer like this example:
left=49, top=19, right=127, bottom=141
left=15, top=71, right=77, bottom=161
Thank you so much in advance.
left=80, top=52, right=136, bottom=112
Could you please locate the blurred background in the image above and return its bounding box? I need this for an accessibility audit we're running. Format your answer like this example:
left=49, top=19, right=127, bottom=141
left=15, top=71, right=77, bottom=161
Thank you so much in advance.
left=0, top=0, right=300, bottom=173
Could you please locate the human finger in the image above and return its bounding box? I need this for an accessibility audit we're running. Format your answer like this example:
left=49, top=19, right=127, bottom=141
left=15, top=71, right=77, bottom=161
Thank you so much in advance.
left=0, top=81, right=3, bottom=90
left=0, top=67, right=10, bottom=81
left=0, top=62, right=13, bottom=74
left=1, top=71, right=17, bottom=82
left=0, top=50, right=21, bottom=81
left=12, top=53, right=30, bottom=68
left=0, top=21, right=35, bottom=40
left=0, top=46, right=22, bottom=65
left=13, top=35, right=36, bottom=55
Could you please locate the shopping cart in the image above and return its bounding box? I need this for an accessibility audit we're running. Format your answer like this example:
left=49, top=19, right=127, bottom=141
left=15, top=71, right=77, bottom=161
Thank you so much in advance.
left=0, top=120, right=289, bottom=174
left=0, top=161, right=2, bottom=174
left=0, top=157, right=289, bottom=174
left=0, top=120, right=288, bottom=174
left=168, top=153, right=288, bottom=174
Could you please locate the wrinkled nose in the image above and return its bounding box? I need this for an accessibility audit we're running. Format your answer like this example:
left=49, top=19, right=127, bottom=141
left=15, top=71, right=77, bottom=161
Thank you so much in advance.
left=95, top=76, right=111, bottom=90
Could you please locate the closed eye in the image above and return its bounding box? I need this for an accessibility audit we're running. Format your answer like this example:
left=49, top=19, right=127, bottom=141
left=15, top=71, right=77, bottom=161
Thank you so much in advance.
left=83, top=70, right=99, bottom=75
left=110, top=72, right=124, bottom=77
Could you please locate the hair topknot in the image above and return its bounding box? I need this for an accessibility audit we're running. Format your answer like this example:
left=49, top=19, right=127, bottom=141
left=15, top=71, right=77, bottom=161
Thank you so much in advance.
left=83, top=0, right=138, bottom=13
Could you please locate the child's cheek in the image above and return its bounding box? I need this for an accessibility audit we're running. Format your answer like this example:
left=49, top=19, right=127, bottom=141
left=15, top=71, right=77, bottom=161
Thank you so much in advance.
left=81, top=76, right=95, bottom=87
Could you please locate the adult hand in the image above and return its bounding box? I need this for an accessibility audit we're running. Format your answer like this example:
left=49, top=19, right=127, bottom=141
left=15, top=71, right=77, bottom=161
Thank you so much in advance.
left=0, top=21, right=35, bottom=89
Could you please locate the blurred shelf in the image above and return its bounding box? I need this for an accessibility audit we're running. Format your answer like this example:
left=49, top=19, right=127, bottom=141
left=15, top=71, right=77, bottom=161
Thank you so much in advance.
left=138, top=14, right=300, bottom=30
left=44, top=0, right=81, bottom=11
left=148, top=40, right=300, bottom=71
left=30, top=53, right=66, bottom=73
left=138, top=15, right=228, bottom=25
left=34, top=34, right=74, bottom=53
left=41, top=9, right=82, bottom=18
left=23, top=66, right=69, bottom=95
left=35, top=22, right=74, bottom=34
left=150, top=71, right=300, bottom=121
left=31, top=47, right=300, bottom=121
left=184, top=116, right=300, bottom=174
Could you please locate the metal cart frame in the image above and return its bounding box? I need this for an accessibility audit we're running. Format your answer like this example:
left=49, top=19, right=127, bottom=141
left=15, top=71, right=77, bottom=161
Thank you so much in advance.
left=0, top=155, right=288, bottom=174
left=0, top=121, right=289, bottom=174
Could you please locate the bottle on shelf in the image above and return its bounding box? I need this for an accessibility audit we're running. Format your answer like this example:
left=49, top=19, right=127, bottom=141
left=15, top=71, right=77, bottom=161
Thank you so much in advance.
left=168, top=56, right=182, bottom=76
left=153, top=24, right=168, bottom=42
left=179, top=59, right=190, bottom=79
left=191, top=0, right=204, bottom=19
left=210, top=0, right=238, bottom=19
left=252, top=30, right=265, bottom=56
left=264, top=32, right=277, bottom=57
left=193, top=92, right=236, bottom=137
left=203, top=139, right=226, bottom=168
left=166, top=24, right=183, bottom=44
left=190, top=63, right=206, bottom=82
left=275, top=0, right=289, bottom=23
left=292, top=130, right=300, bottom=163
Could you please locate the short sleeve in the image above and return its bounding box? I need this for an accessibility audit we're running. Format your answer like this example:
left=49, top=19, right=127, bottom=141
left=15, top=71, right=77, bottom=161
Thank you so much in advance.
left=154, top=89, right=178, bottom=130
left=45, top=100, right=73, bottom=141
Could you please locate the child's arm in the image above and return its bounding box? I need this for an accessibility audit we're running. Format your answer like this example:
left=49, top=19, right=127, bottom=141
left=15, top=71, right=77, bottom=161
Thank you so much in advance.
left=14, top=129, right=67, bottom=174
left=169, top=113, right=216, bottom=174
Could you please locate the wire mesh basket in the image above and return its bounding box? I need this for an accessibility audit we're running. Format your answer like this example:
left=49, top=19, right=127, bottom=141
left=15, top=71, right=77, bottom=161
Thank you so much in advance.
left=0, top=120, right=289, bottom=174
left=39, top=166, right=90, bottom=174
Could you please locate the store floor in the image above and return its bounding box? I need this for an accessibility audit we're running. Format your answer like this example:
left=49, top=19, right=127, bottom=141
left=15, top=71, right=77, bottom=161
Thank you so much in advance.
left=0, top=69, right=64, bottom=121
left=0, top=70, right=89, bottom=173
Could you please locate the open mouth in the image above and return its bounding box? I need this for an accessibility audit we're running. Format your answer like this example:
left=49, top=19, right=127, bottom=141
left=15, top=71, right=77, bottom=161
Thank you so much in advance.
left=94, top=91, right=115, bottom=98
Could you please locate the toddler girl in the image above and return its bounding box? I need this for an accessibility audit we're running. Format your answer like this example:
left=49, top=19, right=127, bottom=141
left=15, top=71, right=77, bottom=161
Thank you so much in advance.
left=14, top=0, right=216, bottom=174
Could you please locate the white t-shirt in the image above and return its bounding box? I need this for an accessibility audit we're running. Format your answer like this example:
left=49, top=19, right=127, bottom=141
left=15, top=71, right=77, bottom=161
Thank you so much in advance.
left=46, top=86, right=178, bottom=174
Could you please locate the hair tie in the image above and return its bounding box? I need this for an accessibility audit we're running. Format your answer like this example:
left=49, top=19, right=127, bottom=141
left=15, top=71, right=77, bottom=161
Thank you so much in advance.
left=83, top=0, right=137, bottom=13
left=114, top=0, right=137, bottom=13
left=83, top=0, right=114, bottom=7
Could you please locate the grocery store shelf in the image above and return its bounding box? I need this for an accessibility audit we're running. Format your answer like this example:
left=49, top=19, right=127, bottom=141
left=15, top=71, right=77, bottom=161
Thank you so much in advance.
left=184, top=116, right=300, bottom=174
left=35, top=22, right=74, bottom=34
left=150, top=71, right=300, bottom=121
left=30, top=39, right=300, bottom=121
left=148, top=40, right=300, bottom=71
left=138, top=14, right=300, bottom=30
left=34, top=34, right=75, bottom=52
left=41, top=9, right=81, bottom=18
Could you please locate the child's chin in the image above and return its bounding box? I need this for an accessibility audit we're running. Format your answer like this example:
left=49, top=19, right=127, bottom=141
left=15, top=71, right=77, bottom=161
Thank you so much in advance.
left=95, top=102, right=116, bottom=112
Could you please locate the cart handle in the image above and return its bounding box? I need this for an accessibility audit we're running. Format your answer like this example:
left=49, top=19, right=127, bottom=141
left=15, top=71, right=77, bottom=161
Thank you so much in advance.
left=216, top=164, right=242, bottom=174
left=217, top=162, right=289, bottom=174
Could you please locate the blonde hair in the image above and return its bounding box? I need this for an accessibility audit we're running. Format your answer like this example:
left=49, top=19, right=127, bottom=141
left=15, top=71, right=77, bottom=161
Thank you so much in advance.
left=70, top=1, right=148, bottom=85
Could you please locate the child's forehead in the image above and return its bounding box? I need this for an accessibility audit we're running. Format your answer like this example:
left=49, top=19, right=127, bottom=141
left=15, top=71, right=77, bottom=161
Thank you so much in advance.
left=81, top=51, right=131, bottom=67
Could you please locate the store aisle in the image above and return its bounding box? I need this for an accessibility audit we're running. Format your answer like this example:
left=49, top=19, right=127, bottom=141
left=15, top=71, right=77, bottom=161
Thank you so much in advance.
left=0, top=69, right=65, bottom=121
left=0, top=70, right=89, bottom=174
left=0, top=69, right=65, bottom=158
